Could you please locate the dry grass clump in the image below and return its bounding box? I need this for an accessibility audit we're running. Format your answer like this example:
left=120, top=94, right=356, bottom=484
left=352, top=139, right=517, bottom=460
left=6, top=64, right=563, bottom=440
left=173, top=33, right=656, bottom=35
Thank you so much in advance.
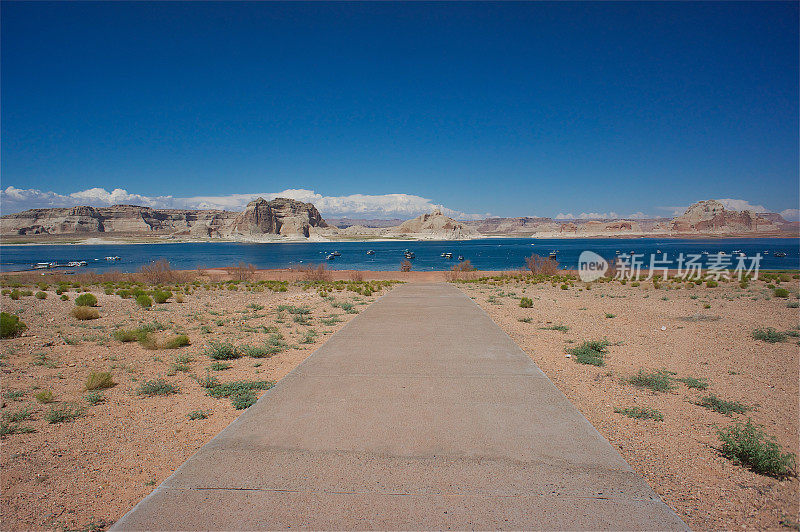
left=297, top=263, right=331, bottom=281
left=445, top=260, right=476, bottom=281
left=85, top=372, right=115, bottom=391
left=71, top=307, right=100, bottom=320
left=400, top=259, right=412, bottom=272
left=231, top=262, right=256, bottom=281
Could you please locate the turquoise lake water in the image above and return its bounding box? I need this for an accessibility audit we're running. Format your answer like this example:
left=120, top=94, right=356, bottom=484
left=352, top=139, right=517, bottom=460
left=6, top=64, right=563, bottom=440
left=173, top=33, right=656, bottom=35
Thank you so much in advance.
left=1, top=238, right=798, bottom=273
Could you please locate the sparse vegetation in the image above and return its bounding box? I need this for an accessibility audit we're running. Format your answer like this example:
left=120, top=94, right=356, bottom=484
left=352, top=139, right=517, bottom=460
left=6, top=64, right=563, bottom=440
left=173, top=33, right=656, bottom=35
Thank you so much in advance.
left=626, top=369, right=675, bottom=392
left=34, top=390, right=54, bottom=403
left=676, top=376, right=709, bottom=390
left=519, top=297, right=533, bottom=308
left=85, top=391, right=106, bottom=405
left=162, top=334, right=190, bottom=349
left=614, top=406, right=664, bottom=421
left=45, top=403, right=83, bottom=424
left=203, top=341, right=241, bottom=360
left=136, top=294, right=153, bottom=308
left=137, top=378, right=179, bottom=396
left=773, top=288, right=790, bottom=298
left=187, top=410, right=208, bottom=420
left=567, top=340, right=609, bottom=366
left=717, top=419, right=796, bottom=478
left=540, top=324, right=569, bottom=332
left=752, top=328, right=787, bottom=343
left=697, top=394, right=751, bottom=415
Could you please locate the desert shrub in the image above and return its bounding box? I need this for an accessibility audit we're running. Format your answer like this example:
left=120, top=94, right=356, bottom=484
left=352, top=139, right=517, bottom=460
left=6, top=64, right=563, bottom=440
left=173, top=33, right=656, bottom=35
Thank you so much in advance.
left=113, top=329, right=139, bottom=342
left=605, top=313, right=615, bottom=318
left=400, top=259, right=412, bottom=272
left=9, top=289, right=20, bottom=300
left=752, top=328, right=786, bottom=343
left=298, top=263, right=330, bottom=281
left=86, top=371, right=115, bottom=390
left=787, top=301, right=799, bottom=308
left=696, top=394, right=750, bottom=415
left=626, top=369, right=675, bottom=392
left=71, top=307, right=100, bottom=320
left=35, top=291, right=47, bottom=300
left=231, top=392, right=257, bottom=409
left=138, top=259, right=178, bottom=284
left=718, top=419, right=796, bottom=478
left=162, top=334, right=190, bottom=349
left=210, top=361, right=231, bottom=371
left=676, top=376, right=709, bottom=390
left=85, top=391, right=106, bottom=405
left=0, top=312, right=27, bottom=338
left=525, top=254, right=559, bottom=276
left=45, top=403, right=83, bottom=424
left=614, top=406, right=664, bottom=421
left=187, top=410, right=208, bottom=420
left=567, top=340, right=609, bottom=367
left=232, top=262, right=256, bottom=281
left=175, top=294, right=184, bottom=303
left=203, top=342, right=241, bottom=360
left=773, top=288, right=790, bottom=298
left=519, top=297, right=533, bottom=308
left=75, top=293, right=98, bottom=307
left=153, top=290, right=173, bottom=304
left=137, top=378, right=179, bottom=396
left=3, top=407, right=34, bottom=423
left=34, top=390, right=54, bottom=404
left=136, top=294, right=153, bottom=308
left=60, top=294, right=69, bottom=301
left=706, top=280, right=718, bottom=288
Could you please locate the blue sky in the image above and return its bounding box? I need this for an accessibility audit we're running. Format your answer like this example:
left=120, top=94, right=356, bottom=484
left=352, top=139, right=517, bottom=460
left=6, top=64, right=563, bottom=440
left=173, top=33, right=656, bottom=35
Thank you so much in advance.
left=1, top=1, right=798, bottom=219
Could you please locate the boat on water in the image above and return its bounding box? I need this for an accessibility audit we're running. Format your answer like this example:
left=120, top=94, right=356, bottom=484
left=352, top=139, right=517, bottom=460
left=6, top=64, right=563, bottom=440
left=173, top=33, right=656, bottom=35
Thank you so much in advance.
left=66, top=261, right=87, bottom=267
left=331, top=251, right=341, bottom=256
left=326, top=253, right=336, bottom=260
left=33, top=262, right=51, bottom=270
left=366, top=250, right=375, bottom=255
left=774, top=251, right=787, bottom=257
left=549, top=251, right=558, bottom=260
left=457, top=255, right=464, bottom=261
left=104, top=256, right=120, bottom=261
left=404, top=251, right=415, bottom=259
left=444, top=252, right=453, bottom=259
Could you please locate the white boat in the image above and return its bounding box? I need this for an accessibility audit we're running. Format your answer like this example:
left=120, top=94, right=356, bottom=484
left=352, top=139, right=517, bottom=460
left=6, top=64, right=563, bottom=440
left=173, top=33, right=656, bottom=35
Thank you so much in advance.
left=33, top=262, right=50, bottom=269
left=104, top=256, right=120, bottom=261
left=366, top=250, right=375, bottom=255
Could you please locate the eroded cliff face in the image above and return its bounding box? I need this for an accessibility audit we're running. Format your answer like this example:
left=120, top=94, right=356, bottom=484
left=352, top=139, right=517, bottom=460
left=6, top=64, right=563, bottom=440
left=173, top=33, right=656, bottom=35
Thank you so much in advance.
left=227, top=197, right=327, bottom=238
left=0, top=198, right=326, bottom=239
left=386, top=209, right=478, bottom=240
left=669, top=200, right=780, bottom=233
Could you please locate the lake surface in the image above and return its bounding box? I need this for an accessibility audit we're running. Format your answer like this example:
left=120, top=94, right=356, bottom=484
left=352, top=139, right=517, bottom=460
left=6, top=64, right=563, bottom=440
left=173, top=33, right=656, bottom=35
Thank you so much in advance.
left=1, top=238, right=798, bottom=273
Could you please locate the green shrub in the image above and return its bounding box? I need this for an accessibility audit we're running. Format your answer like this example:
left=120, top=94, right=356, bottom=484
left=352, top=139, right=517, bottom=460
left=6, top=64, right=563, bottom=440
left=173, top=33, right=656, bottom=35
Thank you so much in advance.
left=605, top=313, right=616, bottom=319
left=203, top=342, right=241, bottom=360
left=706, top=280, right=718, bottom=288
left=71, top=307, right=100, bottom=320
left=0, top=312, right=27, bottom=338
left=137, top=378, right=179, bottom=396
left=718, top=419, right=796, bottom=478
left=34, top=390, right=54, bottom=404
left=614, top=406, right=664, bottom=421
left=86, top=371, right=115, bottom=390
left=85, top=391, right=106, bottom=405
left=75, top=293, right=98, bottom=307
left=35, top=291, right=47, bottom=300
left=113, top=329, right=139, bottom=342
left=60, top=294, right=69, bottom=301
left=210, top=362, right=231, bottom=371
left=567, top=340, right=609, bottom=366
left=787, top=301, right=799, bottom=308
left=696, top=394, right=750, bottom=415
left=676, top=376, right=709, bottom=390
left=3, top=407, right=34, bottom=423
left=162, top=334, right=190, bottom=349
left=231, top=392, right=257, bottom=409
left=153, top=290, right=172, bottom=304
left=187, top=410, right=208, bottom=420
left=519, top=297, right=533, bottom=308
left=136, top=294, right=153, bottom=308
left=773, top=288, right=790, bottom=298
left=626, top=369, right=675, bottom=392
left=45, top=403, right=83, bottom=424
left=9, top=289, right=20, bottom=300
left=540, top=324, right=569, bottom=332
left=752, top=328, right=787, bottom=343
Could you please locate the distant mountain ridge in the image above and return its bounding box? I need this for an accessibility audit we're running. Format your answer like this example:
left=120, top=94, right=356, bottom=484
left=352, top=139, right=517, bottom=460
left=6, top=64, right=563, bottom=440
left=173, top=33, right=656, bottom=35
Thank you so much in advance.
left=1, top=199, right=797, bottom=242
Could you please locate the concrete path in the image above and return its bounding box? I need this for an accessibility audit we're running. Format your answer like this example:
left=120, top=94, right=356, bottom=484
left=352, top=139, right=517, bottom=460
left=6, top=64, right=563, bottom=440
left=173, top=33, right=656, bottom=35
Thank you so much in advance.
left=112, top=283, right=686, bottom=530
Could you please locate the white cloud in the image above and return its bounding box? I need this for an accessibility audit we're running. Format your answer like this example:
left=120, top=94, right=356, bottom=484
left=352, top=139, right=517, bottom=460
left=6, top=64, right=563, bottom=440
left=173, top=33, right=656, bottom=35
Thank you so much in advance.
left=779, top=208, right=800, bottom=221
left=715, top=198, right=769, bottom=213
left=0, top=186, right=487, bottom=220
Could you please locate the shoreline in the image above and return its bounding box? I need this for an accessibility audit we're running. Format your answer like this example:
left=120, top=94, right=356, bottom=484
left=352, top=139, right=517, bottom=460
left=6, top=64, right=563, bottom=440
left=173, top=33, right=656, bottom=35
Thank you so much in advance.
left=1, top=232, right=799, bottom=246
